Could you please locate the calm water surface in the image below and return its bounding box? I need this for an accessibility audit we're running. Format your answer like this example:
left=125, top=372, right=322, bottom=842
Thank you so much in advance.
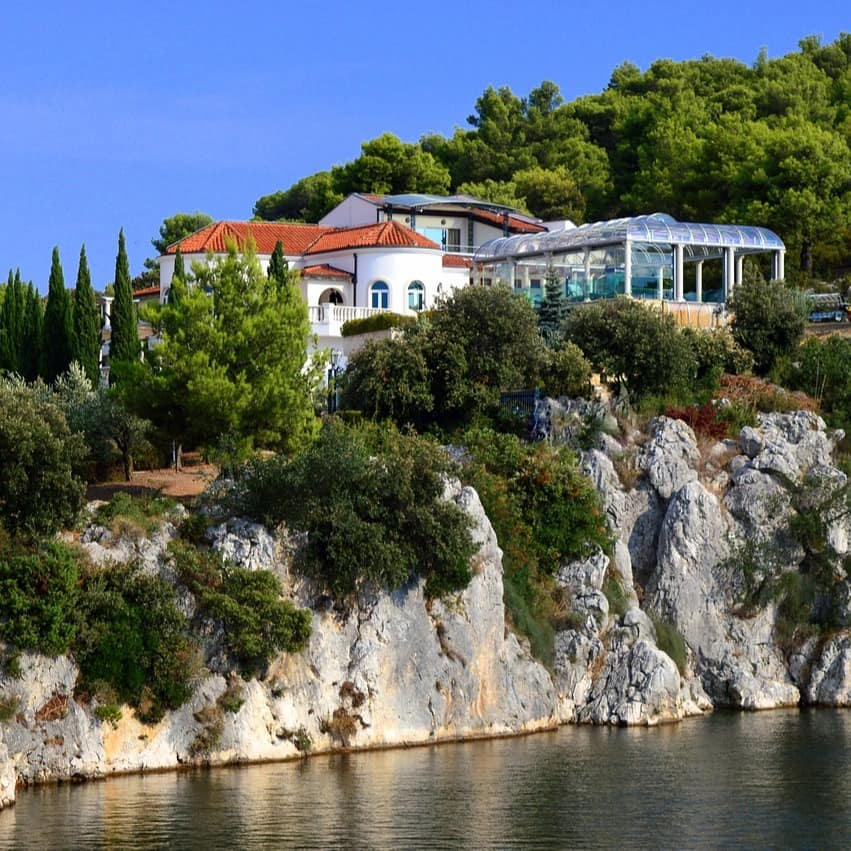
left=1, top=709, right=849, bottom=849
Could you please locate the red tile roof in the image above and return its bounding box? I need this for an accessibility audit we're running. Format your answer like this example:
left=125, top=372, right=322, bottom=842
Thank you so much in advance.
left=132, top=285, right=161, bottom=297
left=299, top=264, right=352, bottom=280
left=166, top=221, right=330, bottom=255
left=304, top=221, right=440, bottom=255
left=473, top=208, right=546, bottom=234
left=442, top=255, right=473, bottom=269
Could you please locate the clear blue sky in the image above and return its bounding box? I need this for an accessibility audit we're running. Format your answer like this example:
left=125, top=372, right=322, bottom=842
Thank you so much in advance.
left=1, top=1, right=846, bottom=293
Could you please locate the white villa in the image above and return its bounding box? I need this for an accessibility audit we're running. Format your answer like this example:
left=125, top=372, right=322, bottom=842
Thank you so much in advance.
left=157, top=193, right=786, bottom=347
left=157, top=193, right=546, bottom=350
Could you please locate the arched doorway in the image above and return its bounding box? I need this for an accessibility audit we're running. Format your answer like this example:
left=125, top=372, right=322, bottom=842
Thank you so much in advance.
left=319, top=288, right=345, bottom=305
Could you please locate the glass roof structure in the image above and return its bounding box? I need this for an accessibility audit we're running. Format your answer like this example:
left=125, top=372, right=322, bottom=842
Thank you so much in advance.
left=474, top=213, right=784, bottom=263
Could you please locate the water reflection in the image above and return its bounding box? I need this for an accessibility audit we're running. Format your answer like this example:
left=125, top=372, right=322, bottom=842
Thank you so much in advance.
left=3, top=711, right=851, bottom=849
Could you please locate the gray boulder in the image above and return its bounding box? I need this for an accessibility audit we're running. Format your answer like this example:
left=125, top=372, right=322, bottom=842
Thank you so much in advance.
left=637, top=416, right=699, bottom=500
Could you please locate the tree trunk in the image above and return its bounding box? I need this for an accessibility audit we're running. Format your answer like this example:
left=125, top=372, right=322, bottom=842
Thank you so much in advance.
left=800, top=239, right=813, bottom=278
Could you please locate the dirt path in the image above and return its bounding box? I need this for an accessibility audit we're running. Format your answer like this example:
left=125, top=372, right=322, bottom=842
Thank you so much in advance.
left=86, top=454, right=218, bottom=503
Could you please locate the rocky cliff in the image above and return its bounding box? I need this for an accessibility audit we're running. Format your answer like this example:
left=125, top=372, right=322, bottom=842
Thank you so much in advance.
left=0, top=482, right=555, bottom=803
left=546, top=401, right=851, bottom=723
left=2, top=404, right=850, bottom=807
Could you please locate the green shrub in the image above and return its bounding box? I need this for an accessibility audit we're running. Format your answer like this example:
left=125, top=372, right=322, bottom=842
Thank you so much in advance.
left=0, top=692, right=20, bottom=722
left=563, top=299, right=696, bottom=402
left=728, top=279, right=809, bottom=375
left=0, top=540, right=81, bottom=655
left=170, top=542, right=312, bottom=670
left=651, top=617, right=688, bottom=675
left=538, top=342, right=593, bottom=398
left=217, top=678, right=245, bottom=714
left=460, top=427, right=610, bottom=663
left=291, top=725, right=312, bottom=753
left=602, top=572, right=630, bottom=618
left=227, top=421, right=477, bottom=600
left=783, top=335, right=851, bottom=431
left=0, top=379, right=86, bottom=537
left=95, top=704, right=123, bottom=728
left=74, top=564, right=197, bottom=723
left=96, top=492, right=178, bottom=537
left=179, top=512, right=212, bottom=546
left=341, top=312, right=417, bottom=337
left=681, top=327, right=754, bottom=394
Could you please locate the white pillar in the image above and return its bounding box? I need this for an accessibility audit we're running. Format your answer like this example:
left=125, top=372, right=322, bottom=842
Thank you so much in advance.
left=624, top=240, right=632, bottom=297
left=583, top=249, right=591, bottom=299
left=657, top=266, right=665, bottom=301
left=521, top=264, right=530, bottom=291
left=695, top=261, right=703, bottom=303
left=722, top=248, right=732, bottom=299
left=674, top=243, right=684, bottom=301
left=775, top=249, right=785, bottom=282
left=735, top=254, right=744, bottom=288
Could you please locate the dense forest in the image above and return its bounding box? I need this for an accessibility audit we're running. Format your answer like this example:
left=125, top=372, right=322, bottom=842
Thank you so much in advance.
left=254, top=34, right=851, bottom=283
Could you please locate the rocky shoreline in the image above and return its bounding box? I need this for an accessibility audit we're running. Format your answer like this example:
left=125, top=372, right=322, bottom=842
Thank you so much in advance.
left=2, top=406, right=851, bottom=810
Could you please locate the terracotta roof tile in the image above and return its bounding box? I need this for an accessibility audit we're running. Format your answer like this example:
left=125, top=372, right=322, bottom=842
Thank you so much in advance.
left=442, top=255, right=473, bottom=269
left=132, top=285, right=161, bottom=297
left=167, top=221, right=330, bottom=256
left=473, top=209, right=546, bottom=234
left=299, top=263, right=352, bottom=279
left=304, top=221, right=440, bottom=255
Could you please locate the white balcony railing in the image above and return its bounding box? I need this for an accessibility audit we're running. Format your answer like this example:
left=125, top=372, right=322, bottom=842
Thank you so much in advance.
left=309, top=305, right=388, bottom=324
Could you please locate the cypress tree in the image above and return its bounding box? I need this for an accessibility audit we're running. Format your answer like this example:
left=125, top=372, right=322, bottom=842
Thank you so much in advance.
left=42, top=247, right=74, bottom=383
left=22, top=282, right=44, bottom=382
left=0, top=270, right=24, bottom=373
left=109, top=228, right=139, bottom=370
left=169, top=248, right=187, bottom=307
left=72, top=244, right=102, bottom=387
left=268, top=239, right=300, bottom=305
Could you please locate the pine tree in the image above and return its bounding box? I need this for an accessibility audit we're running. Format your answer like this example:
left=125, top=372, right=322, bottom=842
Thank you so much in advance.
left=268, top=239, right=300, bottom=306
left=538, top=266, right=565, bottom=343
left=42, top=247, right=74, bottom=382
left=72, top=245, right=102, bottom=387
left=21, top=283, right=43, bottom=381
left=109, top=228, right=139, bottom=371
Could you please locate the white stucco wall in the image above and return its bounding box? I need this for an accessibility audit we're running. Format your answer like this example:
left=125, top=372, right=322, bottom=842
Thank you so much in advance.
left=319, top=195, right=381, bottom=228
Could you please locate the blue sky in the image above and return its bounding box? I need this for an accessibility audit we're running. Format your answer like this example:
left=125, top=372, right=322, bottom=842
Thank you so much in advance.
left=1, top=1, right=847, bottom=292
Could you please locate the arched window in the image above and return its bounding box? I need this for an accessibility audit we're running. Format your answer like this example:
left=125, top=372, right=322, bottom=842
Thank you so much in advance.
left=370, top=280, right=389, bottom=309
left=408, top=280, right=425, bottom=311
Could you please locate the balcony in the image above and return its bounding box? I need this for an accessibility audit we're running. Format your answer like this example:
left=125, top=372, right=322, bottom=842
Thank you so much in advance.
left=309, top=305, right=387, bottom=339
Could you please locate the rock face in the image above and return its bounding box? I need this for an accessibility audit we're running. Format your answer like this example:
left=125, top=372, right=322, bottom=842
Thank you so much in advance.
left=0, top=483, right=556, bottom=787
left=0, top=734, right=14, bottom=811
left=578, top=409, right=850, bottom=714
left=552, top=549, right=708, bottom=726
left=1, top=405, right=848, bottom=793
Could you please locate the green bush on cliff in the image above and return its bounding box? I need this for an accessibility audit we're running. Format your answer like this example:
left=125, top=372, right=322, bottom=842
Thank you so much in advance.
left=170, top=541, right=312, bottom=672
left=0, top=540, right=80, bottom=656
left=73, top=564, right=198, bottom=723
left=227, top=420, right=476, bottom=600
left=460, top=428, right=611, bottom=663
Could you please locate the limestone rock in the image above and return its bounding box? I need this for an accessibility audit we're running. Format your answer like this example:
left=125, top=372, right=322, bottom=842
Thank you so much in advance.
left=647, top=481, right=799, bottom=709
left=807, top=632, right=851, bottom=706
left=0, top=734, right=13, bottom=811
left=637, top=416, right=699, bottom=500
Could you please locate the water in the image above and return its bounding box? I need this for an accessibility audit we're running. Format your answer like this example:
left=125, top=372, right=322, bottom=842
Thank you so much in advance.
left=2, top=709, right=849, bottom=849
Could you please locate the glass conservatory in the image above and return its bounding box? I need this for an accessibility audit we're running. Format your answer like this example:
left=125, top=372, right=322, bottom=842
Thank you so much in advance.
left=473, top=213, right=785, bottom=306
